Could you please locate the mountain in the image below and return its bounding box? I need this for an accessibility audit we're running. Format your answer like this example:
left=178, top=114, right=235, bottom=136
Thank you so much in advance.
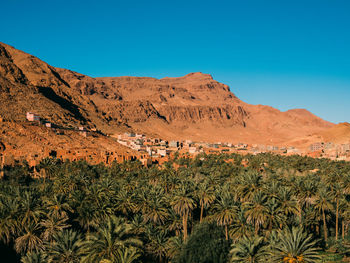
left=0, top=42, right=334, bottom=147
left=319, top=122, right=350, bottom=143
left=0, top=42, right=100, bottom=127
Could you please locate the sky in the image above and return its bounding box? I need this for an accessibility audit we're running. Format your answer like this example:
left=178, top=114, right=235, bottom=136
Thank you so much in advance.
left=2, top=0, right=350, bottom=123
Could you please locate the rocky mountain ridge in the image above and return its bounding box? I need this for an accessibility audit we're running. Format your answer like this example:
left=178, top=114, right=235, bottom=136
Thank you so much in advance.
left=0, top=41, right=335, bottom=145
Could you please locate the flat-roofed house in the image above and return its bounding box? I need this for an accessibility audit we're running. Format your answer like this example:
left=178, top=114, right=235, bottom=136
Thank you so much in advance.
left=157, top=149, right=171, bottom=157
left=189, top=147, right=198, bottom=154
left=169, top=141, right=179, bottom=148
left=309, top=142, right=323, bottom=152
left=26, top=112, right=40, bottom=122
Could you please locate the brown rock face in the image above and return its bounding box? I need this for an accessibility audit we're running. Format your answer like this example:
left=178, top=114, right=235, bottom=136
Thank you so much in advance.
left=94, top=73, right=248, bottom=128
left=0, top=42, right=335, bottom=145
left=155, top=105, right=248, bottom=125
left=97, top=72, right=238, bottom=106
left=0, top=42, right=94, bottom=126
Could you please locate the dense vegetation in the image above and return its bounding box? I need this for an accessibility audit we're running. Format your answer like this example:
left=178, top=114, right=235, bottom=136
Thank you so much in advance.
left=1, top=153, right=350, bottom=262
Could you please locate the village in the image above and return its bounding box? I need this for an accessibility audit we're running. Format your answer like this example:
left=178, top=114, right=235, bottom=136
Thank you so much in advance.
left=115, top=132, right=350, bottom=162
left=0, top=112, right=349, bottom=171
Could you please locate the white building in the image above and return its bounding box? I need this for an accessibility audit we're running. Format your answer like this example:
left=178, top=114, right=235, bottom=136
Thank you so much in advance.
left=26, top=112, right=40, bottom=122
left=169, top=141, right=179, bottom=148
left=189, top=147, right=198, bottom=154
left=157, top=149, right=170, bottom=157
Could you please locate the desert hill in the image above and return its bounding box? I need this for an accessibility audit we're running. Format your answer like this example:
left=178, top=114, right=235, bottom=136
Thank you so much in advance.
left=0, top=41, right=335, bottom=147
left=319, top=122, right=350, bottom=144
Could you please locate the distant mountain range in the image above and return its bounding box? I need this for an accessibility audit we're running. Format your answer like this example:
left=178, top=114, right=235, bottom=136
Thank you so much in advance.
left=1, top=41, right=345, bottom=148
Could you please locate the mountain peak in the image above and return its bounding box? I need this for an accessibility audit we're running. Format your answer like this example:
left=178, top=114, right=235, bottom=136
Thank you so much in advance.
left=160, top=72, right=213, bottom=81
left=184, top=72, right=213, bottom=79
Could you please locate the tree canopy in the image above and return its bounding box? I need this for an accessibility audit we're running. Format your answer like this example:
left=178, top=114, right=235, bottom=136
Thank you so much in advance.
left=0, top=153, right=349, bottom=262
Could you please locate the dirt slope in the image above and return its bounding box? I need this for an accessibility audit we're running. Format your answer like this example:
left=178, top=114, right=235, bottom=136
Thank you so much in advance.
left=319, top=123, right=350, bottom=143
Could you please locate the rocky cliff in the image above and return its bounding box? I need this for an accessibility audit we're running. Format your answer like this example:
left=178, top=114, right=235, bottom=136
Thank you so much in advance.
left=0, top=42, right=334, bottom=145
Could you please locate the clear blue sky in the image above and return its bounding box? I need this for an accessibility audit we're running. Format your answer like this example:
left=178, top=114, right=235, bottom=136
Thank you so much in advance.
left=2, top=0, right=350, bottom=123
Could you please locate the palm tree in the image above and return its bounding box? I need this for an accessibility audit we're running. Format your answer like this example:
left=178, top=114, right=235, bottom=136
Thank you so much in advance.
left=145, top=227, right=169, bottom=263
left=45, top=229, right=84, bottom=263
left=331, top=183, right=344, bottom=240
left=139, top=187, right=169, bottom=225
left=40, top=213, right=70, bottom=242
left=18, top=191, right=45, bottom=225
left=229, top=235, right=268, bottom=263
left=166, top=235, right=183, bottom=260
left=263, top=180, right=281, bottom=200
left=211, top=192, right=238, bottom=240
left=166, top=210, right=183, bottom=237
left=195, top=182, right=216, bottom=223
left=96, top=177, right=117, bottom=212
left=14, top=222, right=43, bottom=255
left=81, top=216, right=142, bottom=263
left=236, top=172, right=263, bottom=202
left=170, top=185, right=196, bottom=240
left=244, top=191, right=268, bottom=235
left=85, top=183, right=116, bottom=223
left=264, top=198, right=285, bottom=231
left=38, top=157, right=58, bottom=181
left=277, top=187, right=298, bottom=220
left=340, top=199, right=350, bottom=239
left=269, top=226, right=321, bottom=263
left=115, top=188, right=137, bottom=216
left=293, top=177, right=318, bottom=223
left=0, top=194, right=20, bottom=244
left=314, top=187, right=333, bottom=241
left=21, top=252, right=47, bottom=263
left=130, top=214, right=146, bottom=236
left=117, top=246, right=141, bottom=263
left=73, top=194, right=99, bottom=237
left=43, top=193, right=73, bottom=218
left=303, top=205, right=321, bottom=235
left=229, top=207, right=253, bottom=241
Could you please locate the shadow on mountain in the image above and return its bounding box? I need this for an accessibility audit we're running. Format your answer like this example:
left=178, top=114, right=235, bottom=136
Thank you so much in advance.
left=38, top=86, right=87, bottom=123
